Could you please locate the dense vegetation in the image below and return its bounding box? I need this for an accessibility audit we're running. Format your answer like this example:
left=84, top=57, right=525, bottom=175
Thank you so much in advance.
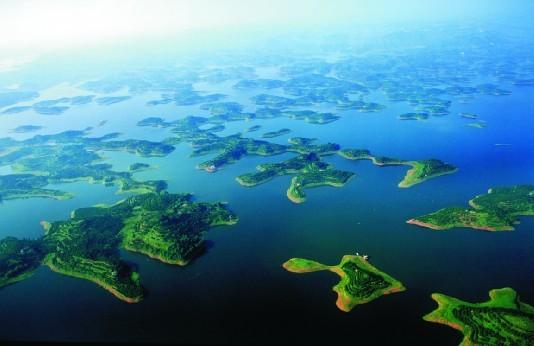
left=0, top=129, right=172, bottom=201
left=409, top=185, right=534, bottom=231
left=283, top=255, right=405, bottom=312
left=424, top=288, right=534, bottom=345
left=0, top=192, right=237, bottom=302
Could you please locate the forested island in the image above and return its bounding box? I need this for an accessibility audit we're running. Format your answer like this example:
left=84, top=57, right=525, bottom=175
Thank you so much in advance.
left=423, top=287, right=534, bottom=345
left=262, top=128, right=291, bottom=138
left=236, top=152, right=353, bottom=203
left=0, top=129, right=173, bottom=201
left=408, top=185, right=534, bottom=231
left=338, top=149, right=457, bottom=187
left=0, top=192, right=237, bottom=302
left=283, top=255, right=405, bottom=312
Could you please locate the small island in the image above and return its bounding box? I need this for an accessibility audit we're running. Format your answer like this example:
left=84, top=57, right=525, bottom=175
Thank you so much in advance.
left=283, top=255, right=405, bottom=312
left=236, top=152, right=354, bottom=203
left=129, top=162, right=150, bottom=172
left=262, top=128, right=291, bottom=138
left=398, top=112, right=429, bottom=121
left=459, top=112, right=478, bottom=119
left=407, top=185, right=534, bottom=231
left=338, top=149, right=457, bottom=188
left=246, top=125, right=262, bottom=132
left=423, top=287, right=534, bottom=345
left=467, top=120, right=487, bottom=128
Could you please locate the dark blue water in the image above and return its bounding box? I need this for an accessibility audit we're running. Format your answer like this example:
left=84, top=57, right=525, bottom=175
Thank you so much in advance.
left=0, top=68, right=533, bottom=344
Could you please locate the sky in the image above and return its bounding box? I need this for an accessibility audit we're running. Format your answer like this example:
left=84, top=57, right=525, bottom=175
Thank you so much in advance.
left=0, top=0, right=532, bottom=55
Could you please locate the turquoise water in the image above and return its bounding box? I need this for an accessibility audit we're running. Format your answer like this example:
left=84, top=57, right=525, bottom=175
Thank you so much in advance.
left=0, top=73, right=533, bottom=344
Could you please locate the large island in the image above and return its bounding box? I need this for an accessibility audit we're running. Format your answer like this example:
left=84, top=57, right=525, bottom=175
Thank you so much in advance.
left=283, top=255, right=405, bottom=312
left=408, top=185, right=534, bottom=231
left=424, top=287, right=534, bottom=345
left=0, top=192, right=237, bottom=303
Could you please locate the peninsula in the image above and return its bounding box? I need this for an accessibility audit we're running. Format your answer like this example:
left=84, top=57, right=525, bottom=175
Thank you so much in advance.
left=407, top=185, right=534, bottom=231
left=283, top=255, right=405, bottom=312
left=423, top=287, right=534, bottom=345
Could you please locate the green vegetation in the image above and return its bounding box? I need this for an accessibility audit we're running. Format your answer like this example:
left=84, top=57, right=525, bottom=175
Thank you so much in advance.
left=459, top=112, right=478, bottom=119
left=283, top=255, right=405, bottom=312
left=0, top=237, right=44, bottom=287
left=200, top=102, right=243, bottom=115
left=262, top=128, right=291, bottom=138
left=0, top=192, right=237, bottom=302
left=236, top=152, right=353, bottom=203
left=0, top=129, right=172, bottom=201
left=467, top=121, right=487, bottom=128
left=398, top=112, right=429, bottom=121
left=251, top=94, right=296, bottom=108
left=339, top=149, right=457, bottom=188
left=194, top=134, right=287, bottom=172
left=129, top=162, right=150, bottom=172
left=399, top=159, right=458, bottom=188
left=423, top=287, right=534, bottom=345
left=282, top=110, right=340, bottom=124
left=408, top=185, right=534, bottom=231
left=287, top=169, right=354, bottom=203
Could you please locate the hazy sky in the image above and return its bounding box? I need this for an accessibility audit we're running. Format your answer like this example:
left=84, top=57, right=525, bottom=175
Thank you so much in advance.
left=0, top=0, right=532, bottom=53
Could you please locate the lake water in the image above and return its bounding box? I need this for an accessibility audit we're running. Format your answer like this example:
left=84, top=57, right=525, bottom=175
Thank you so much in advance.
left=0, top=73, right=533, bottom=344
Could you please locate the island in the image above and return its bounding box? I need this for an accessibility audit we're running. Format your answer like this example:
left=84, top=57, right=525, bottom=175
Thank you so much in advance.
left=262, top=128, right=291, bottom=138
left=338, top=149, right=457, bottom=188
left=423, top=287, right=534, bottom=345
left=407, top=185, right=534, bottom=231
left=10, top=125, right=43, bottom=133
left=459, top=112, right=478, bottom=119
left=0, top=192, right=238, bottom=302
left=0, top=129, right=173, bottom=201
left=467, top=121, right=486, bottom=128
left=0, top=237, right=44, bottom=287
left=282, top=110, right=340, bottom=124
left=398, top=112, right=429, bottom=121
left=246, top=125, right=262, bottom=132
left=282, top=255, right=405, bottom=312
left=236, top=152, right=354, bottom=203
left=129, top=162, right=150, bottom=172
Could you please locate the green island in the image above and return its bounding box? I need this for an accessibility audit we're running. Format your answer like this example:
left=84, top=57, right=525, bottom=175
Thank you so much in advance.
left=423, top=287, right=534, bottom=345
left=281, top=110, right=340, bottom=124
left=0, top=129, right=173, bottom=201
left=262, top=128, right=291, bottom=138
left=236, top=152, right=353, bottom=203
left=0, top=237, right=44, bottom=287
left=129, top=162, right=151, bottom=172
left=282, top=255, right=405, bottom=312
left=338, top=149, right=457, bottom=188
left=398, top=112, right=429, bottom=121
left=467, top=121, right=487, bottom=128
left=407, top=185, right=534, bottom=231
left=0, top=192, right=237, bottom=302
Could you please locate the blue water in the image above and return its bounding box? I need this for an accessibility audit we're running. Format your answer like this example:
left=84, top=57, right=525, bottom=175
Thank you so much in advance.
left=0, top=53, right=533, bottom=344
